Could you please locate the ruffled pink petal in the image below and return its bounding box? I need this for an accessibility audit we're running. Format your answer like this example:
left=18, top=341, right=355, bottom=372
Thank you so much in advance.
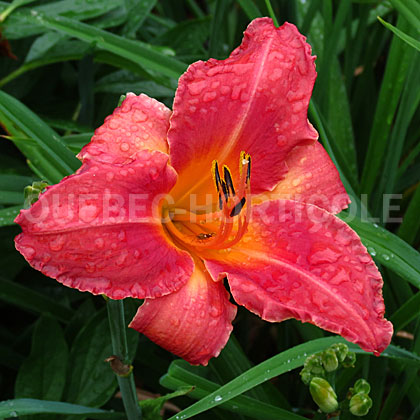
left=258, top=141, right=350, bottom=214
left=129, top=264, right=237, bottom=365
left=79, top=93, right=171, bottom=164
left=15, top=150, right=193, bottom=299
left=168, top=18, right=318, bottom=208
left=202, top=199, right=393, bottom=355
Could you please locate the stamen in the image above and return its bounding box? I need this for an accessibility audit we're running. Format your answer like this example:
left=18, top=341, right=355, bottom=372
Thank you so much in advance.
left=221, top=180, right=229, bottom=201
left=246, top=156, right=251, bottom=183
left=223, top=166, right=236, bottom=196
left=212, top=160, right=222, bottom=192
left=230, top=197, right=246, bottom=217
left=167, top=152, right=251, bottom=252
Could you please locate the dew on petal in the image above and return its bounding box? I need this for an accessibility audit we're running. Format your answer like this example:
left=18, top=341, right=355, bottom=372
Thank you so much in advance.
left=95, top=238, right=105, bottom=249
left=79, top=204, right=100, bottom=223
left=49, top=236, right=65, bottom=252
left=120, top=142, right=130, bottom=152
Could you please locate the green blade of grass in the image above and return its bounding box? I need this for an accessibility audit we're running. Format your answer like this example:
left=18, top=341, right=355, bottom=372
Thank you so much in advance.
left=166, top=337, right=420, bottom=420
left=360, top=14, right=412, bottom=197
left=371, top=49, right=420, bottom=218
left=0, top=91, right=80, bottom=180
left=32, top=11, right=188, bottom=79
left=161, top=361, right=305, bottom=420
left=389, top=0, right=420, bottom=34
left=236, top=0, right=262, bottom=20
left=398, top=186, right=420, bottom=245
left=378, top=16, right=420, bottom=52
left=390, top=290, right=420, bottom=331
left=0, top=277, right=74, bottom=323
left=339, top=214, right=420, bottom=289
left=0, top=399, right=125, bottom=418
left=0, top=205, right=24, bottom=227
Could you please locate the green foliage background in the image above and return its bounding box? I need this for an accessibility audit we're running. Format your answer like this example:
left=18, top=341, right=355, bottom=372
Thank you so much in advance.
left=0, top=0, right=420, bottom=419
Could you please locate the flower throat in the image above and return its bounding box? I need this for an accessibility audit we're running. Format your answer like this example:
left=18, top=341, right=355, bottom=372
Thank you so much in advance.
left=165, top=152, right=251, bottom=251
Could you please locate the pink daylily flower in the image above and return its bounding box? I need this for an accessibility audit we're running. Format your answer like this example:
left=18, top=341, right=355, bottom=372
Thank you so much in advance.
left=15, top=18, right=393, bottom=365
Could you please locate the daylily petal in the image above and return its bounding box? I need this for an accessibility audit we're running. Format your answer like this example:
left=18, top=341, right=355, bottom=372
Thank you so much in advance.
left=79, top=93, right=171, bottom=164
left=129, top=264, right=237, bottom=365
left=258, top=141, right=350, bottom=214
left=168, top=18, right=317, bottom=208
left=202, top=199, right=393, bottom=355
left=15, top=150, right=193, bottom=299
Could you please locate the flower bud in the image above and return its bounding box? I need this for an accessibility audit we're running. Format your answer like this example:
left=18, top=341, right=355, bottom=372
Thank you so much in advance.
left=304, top=354, right=325, bottom=375
left=24, top=181, right=49, bottom=208
left=342, top=351, right=356, bottom=368
left=350, top=393, right=372, bottom=416
left=354, top=379, right=371, bottom=395
left=300, top=368, right=314, bottom=385
left=330, top=343, right=348, bottom=363
left=118, top=94, right=126, bottom=106
left=322, top=349, right=339, bottom=372
left=309, top=377, right=338, bottom=413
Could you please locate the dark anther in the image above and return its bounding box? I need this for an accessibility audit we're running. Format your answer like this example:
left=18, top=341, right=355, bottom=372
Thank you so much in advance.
left=218, top=193, right=223, bottom=210
left=214, top=161, right=222, bottom=192
left=246, top=156, right=251, bottom=183
left=221, top=180, right=229, bottom=200
left=223, top=166, right=236, bottom=196
left=230, top=197, right=246, bottom=217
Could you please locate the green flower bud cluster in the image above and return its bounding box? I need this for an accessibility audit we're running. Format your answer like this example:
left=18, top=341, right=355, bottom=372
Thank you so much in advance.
left=300, top=343, right=356, bottom=385
left=24, top=181, right=49, bottom=208
left=349, top=379, right=373, bottom=416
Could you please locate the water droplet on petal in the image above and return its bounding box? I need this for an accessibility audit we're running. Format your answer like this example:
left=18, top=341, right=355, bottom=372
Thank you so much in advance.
left=95, top=238, right=105, bottom=249
left=79, top=204, right=99, bottom=223
left=21, top=245, right=36, bottom=258
left=85, top=262, right=96, bottom=273
left=149, top=167, right=159, bottom=180
left=49, top=236, right=65, bottom=251
left=120, top=142, right=129, bottom=152
left=133, top=110, right=147, bottom=122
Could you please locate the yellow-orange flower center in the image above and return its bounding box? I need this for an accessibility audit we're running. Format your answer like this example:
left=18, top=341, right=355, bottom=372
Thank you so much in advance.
left=164, top=152, right=251, bottom=252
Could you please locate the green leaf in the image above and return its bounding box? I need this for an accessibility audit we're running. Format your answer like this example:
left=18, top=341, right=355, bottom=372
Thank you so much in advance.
left=0, top=0, right=35, bottom=22
left=166, top=337, right=420, bottom=420
left=389, top=0, right=420, bottom=35
left=0, top=91, right=80, bottom=181
left=121, top=0, right=157, bottom=38
left=140, top=387, right=193, bottom=420
left=0, top=399, right=124, bottom=418
left=209, top=335, right=289, bottom=408
left=0, top=276, right=74, bottom=322
left=360, top=14, right=412, bottom=197
left=161, top=363, right=306, bottom=420
left=25, top=31, right=67, bottom=63
left=32, top=12, right=188, bottom=79
left=0, top=190, right=23, bottom=205
left=236, top=0, right=262, bottom=20
left=64, top=308, right=118, bottom=410
left=95, top=70, right=175, bottom=97
left=398, top=186, right=420, bottom=244
left=378, top=16, right=420, bottom=52
left=390, top=291, right=420, bottom=331
left=62, top=133, right=93, bottom=153
left=0, top=205, right=22, bottom=227
left=15, top=316, right=69, bottom=406
left=340, top=214, right=420, bottom=289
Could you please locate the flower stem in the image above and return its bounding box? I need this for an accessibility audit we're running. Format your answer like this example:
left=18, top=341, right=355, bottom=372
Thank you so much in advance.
left=264, top=0, right=279, bottom=27
left=107, top=299, right=142, bottom=420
